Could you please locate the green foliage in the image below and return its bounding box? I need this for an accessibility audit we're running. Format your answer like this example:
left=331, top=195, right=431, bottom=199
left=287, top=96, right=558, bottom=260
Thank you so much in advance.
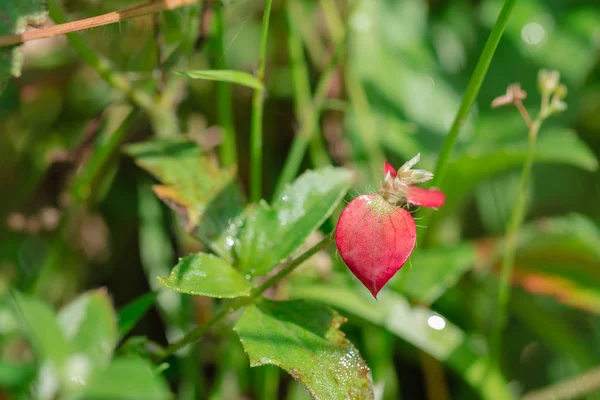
left=0, top=0, right=47, bottom=90
left=236, top=167, right=352, bottom=276
left=2, top=0, right=600, bottom=398
left=8, top=290, right=170, bottom=399
left=289, top=284, right=511, bottom=400
left=126, top=140, right=245, bottom=261
left=179, top=69, right=264, bottom=90
left=157, top=253, right=251, bottom=298
left=117, top=292, right=157, bottom=338
left=77, top=357, right=171, bottom=400
left=235, top=300, right=373, bottom=400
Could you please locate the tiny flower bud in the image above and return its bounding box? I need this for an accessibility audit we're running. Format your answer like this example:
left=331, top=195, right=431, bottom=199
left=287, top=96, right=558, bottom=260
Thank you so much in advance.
left=538, top=69, right=560, bottom=95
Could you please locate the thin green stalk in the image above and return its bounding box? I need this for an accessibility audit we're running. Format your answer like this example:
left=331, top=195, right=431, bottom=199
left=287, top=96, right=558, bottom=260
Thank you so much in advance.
left=214, top=5, right=238, bottom=167
left=417, top=0, right=518, bottom=242
left=273, top=3, right=350, bottom=198
left=250, top=0, right=274, bottom=202
left=489, top=118, right=540, bottom=369
left=319, top=0, right=344, bottom=42
left=432, top=0, right=518, bottom=186
left=157, top=235, right=333, bottom=361
left=49, top=0, right=178, bottom=137
left=70, top=109, right=138, bottom=202
left=345, top=68, right=385, bottom=182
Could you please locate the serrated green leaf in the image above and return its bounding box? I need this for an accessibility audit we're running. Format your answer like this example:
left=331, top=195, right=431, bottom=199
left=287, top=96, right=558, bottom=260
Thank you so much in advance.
left=117, top=292, right=158, bottom=338
left=126, top=140, right=245, bottom=261
left=57, top=289, right=118, bottom=368
left=157, top=253, right=251, bottom=298
left=236, top=167, right=352, bottom=276
left=289, top=284, right=511, bottom=400
left=234, top=300, right=373, bottom=400
left=79, top=357, right=171, bottom=400
left=9, top=291, right=70, bottom=368
left=393, top=243, right=476, bottom=304
left=0, top=1, right=47, bottom=91
left=178, top=69, right=264, bottom=90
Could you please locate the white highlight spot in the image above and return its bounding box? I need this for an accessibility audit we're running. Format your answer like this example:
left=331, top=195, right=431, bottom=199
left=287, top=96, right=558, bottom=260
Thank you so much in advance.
left=427, top=315, right=446, bottom=331
left=521, top=23, right=545, bottom=45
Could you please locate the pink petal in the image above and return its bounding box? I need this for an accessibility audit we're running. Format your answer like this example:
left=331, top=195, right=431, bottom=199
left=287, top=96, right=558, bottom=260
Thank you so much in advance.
left=406, top=186, right=446, bottom=208
left=335, top=194, right=416, bottom=298
left=384, top=162, right=396, bottom=178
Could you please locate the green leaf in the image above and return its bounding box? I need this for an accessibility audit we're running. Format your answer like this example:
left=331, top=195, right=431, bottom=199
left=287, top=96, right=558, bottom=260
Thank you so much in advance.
left=0, top=360, right=36, bottom=389
left=157, top=253, right=251, bottom=298
left=393, top=243, right=476, bottom=304
left=500, top=214, right=600, bottom=314
left=236, top=167, right=352, bottom=276
left=441, top=128, right=598, bottom=213
left=117, top=292, right=158, bottom=338
left=57, top=289, right=118, bottom=368
left=0, top=1, right=47, bottom=91
left=178, top=70, right=264, bottom=90
left=126, top=140, right=245, bottom=261
left=9, top=291, right=70, bottom=368
left=289, top=284, right=512, bottom=400
left=234, top=300, right=373, bottom=400
left=80, top=357, right=171, bottom=400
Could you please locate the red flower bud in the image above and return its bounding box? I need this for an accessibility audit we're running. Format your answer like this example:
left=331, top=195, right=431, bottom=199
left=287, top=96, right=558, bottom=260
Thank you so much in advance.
left=335, top=156, right=445, bottom=297
left=336, top=194, right=416, bottom=298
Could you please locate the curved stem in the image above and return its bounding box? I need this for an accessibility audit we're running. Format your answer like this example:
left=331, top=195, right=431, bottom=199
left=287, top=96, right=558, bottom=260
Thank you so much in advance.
left=250, top=0, right=274, bottom=202
left=156, top=235, right=333, bottom=361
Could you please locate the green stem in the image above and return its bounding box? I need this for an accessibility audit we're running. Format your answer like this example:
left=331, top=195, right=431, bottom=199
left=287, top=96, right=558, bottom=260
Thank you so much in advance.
left=157, top=235, right=333, bottom=361
left=489, top=118, right=541, bottom=371
left=273, top=3, right=350, bottom=198
left=417, top=0, right=518, bottom=242
left=432, top=0, right=518, bottom=186
left=214, top=5, right=238, bottom=167
left=250, top=0, right=274, bottom=202
left=71, top=109, right=138, bottom=202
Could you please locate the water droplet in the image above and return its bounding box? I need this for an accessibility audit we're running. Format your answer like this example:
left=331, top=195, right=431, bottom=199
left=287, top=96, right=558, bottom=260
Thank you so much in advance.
left=281, top=195, right=289, bottom=202
left=225, top=236, right=235, bottom=249
left=245, top=274, right=251, bottom=280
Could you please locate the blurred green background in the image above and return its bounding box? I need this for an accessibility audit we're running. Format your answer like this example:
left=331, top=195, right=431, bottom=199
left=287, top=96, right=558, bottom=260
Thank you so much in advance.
left=1, top=0, right=600, bottom=398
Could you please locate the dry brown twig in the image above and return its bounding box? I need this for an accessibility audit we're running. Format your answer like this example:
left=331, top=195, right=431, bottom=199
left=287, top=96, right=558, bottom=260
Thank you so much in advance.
left=0, top=0, right=198, bottom=47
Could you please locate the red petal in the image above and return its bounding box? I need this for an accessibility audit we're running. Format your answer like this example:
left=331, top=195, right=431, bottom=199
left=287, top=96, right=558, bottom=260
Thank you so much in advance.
left=406, top=186, right=445, bottom=208
left=335, top=194, right=416, bottom=298
left=384, top=162, right=396, bottom=178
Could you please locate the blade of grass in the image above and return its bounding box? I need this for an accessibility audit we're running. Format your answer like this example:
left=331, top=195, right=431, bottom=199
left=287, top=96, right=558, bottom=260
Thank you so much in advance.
left=273, top=0, right=354, bottom=199
left=213, top=5, right=238, bottom=167
left=418, top=0, right=518, bottom=242
left=178, top=70, right=264, bottom=90
left=250, top=0, right=274, bottom=202
left=70, top=109, right=139, bottom=202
